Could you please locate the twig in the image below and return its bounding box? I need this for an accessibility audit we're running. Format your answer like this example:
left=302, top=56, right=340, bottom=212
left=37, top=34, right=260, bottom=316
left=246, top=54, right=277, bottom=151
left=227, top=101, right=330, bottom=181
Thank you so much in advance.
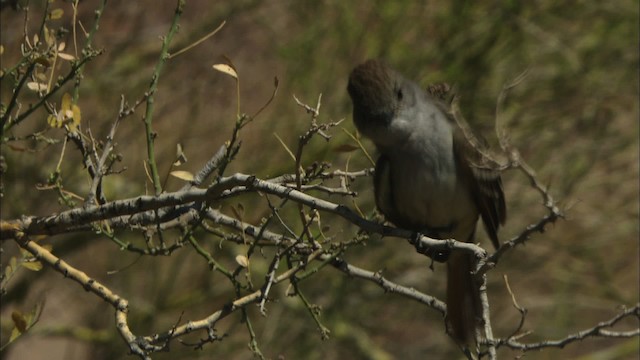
left=168, top=21, right=226, bottom=59
left=498, top=304, right=640, bottom=351
left=477, top=273, right=497, bottom=359
left=142, top=0, right=185, bottom=195
left=327, top=256, right=447, bottom=314
left=502, top=275, right=528, bottom=341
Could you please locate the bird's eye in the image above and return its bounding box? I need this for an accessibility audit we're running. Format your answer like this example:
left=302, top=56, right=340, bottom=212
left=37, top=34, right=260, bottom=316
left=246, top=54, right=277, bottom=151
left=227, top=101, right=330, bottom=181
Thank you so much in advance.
left=396, top=88, right=403, bottom=101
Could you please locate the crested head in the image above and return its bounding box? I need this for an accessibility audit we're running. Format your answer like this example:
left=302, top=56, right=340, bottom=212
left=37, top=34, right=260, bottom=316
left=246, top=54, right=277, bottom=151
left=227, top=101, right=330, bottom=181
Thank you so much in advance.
left=347, top=59, right=399, bottom=119
left=348, top=59, right=418, bottom=148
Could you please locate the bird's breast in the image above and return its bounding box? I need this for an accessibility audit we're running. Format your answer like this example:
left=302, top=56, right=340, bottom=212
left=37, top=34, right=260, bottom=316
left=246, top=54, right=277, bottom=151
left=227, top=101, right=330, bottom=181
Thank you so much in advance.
left=382, top=145, right=478, bottom=240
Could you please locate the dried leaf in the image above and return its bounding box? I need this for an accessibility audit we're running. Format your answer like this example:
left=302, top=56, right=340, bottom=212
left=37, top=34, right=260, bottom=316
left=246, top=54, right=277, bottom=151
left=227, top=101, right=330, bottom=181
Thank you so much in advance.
left=57, top=52, right=76, bottom=61
left=8, top=301, right=42, bottom=345
left=43, top=26, right=54, bottom=46
left=235, top=255, right=249, bottom=268
left=8, top=327, right=21, bottom=343
left=71, top=104, right=81, bottom=126
left=11, top=311, right=27, bottom=333
left=173, top=143, right=187, bottom=166
left=27, top=82, right=48, bottom=92
left=170, top=170, right=194, bottom=182
left=21, top=261, right=43, bottom=272
left=212, top=64, right=238, bottom=79
left=47, top=114, right=60, bottom=128
left=61, top=93, right=72, bottom=110
left=35, top=73, right=48, bottom=82
left=57, top=42, right=66, bottom=51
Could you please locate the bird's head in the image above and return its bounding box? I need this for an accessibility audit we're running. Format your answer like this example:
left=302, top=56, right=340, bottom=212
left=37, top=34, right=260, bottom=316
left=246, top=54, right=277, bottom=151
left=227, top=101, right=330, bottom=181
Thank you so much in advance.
left=347, top=59, right=416, bottom=148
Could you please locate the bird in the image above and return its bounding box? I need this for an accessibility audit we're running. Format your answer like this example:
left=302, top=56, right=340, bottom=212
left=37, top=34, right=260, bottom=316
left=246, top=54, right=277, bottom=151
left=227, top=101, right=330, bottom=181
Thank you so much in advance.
left=347, top=59, right=506, bottom=355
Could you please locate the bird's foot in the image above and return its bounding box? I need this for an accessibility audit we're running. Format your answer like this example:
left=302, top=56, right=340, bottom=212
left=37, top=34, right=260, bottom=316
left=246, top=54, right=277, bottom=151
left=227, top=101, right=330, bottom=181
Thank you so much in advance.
left=412, top=232, right=451, bottom=262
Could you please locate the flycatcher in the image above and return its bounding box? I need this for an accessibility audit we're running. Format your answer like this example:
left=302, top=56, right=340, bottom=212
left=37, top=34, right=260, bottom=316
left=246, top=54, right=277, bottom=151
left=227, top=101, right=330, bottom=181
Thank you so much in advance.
left=347, top=59, right=506, bottom=354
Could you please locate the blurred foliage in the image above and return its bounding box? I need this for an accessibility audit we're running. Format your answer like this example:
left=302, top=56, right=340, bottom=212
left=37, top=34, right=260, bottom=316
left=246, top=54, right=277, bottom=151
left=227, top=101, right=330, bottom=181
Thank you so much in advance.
left=1, top=1, right=638, bottom=359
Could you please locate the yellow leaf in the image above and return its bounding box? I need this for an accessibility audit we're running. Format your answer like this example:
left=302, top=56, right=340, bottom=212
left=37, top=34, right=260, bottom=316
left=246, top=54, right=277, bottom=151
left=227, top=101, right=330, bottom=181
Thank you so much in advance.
left=57, top=42, right=66, bottom=51
left=212, top=64, right=238, bottom=79
left=61, top=93, right=72, bottom=111
left=8, top=327, right=21, bottom=343
left=235, top=255, right=249, bottom=268
left=170, top=170, right=195, bottom=182
left=49, top=8, right=64, bottom=20
left=47, top=114, right=60, bottom=128
left=72, top=104, right=81, bottom=125
left=21, top=261, right=43, bottom=272
left=43, top=26, right=54, bottom=46
left=0, top=45, right=4, bottom=56
left=67, top=122, right=79, bottom=134
left=57, top=52, right=75, bottom=61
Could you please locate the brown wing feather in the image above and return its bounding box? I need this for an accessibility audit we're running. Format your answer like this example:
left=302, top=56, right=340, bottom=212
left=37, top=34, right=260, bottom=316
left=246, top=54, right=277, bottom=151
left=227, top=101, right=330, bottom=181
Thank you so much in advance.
left=452, top=124, right=506, bottom=249
left=427, top=92, right=506, bottom=248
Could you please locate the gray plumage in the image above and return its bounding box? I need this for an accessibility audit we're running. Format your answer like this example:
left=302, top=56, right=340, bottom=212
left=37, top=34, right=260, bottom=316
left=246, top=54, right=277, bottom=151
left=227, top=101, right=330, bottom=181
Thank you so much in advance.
left=347, top=59, right=506, bottom=351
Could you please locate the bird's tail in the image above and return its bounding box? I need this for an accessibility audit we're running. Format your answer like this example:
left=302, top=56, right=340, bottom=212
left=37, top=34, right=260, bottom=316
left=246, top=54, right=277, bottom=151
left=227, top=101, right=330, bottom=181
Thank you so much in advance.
left=446, top=249, right=482, bottom=357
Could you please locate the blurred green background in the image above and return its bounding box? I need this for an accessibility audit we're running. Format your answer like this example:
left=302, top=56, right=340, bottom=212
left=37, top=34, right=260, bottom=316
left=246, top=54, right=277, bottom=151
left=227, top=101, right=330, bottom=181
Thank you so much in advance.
left=1, top=1, right=638, bottom=359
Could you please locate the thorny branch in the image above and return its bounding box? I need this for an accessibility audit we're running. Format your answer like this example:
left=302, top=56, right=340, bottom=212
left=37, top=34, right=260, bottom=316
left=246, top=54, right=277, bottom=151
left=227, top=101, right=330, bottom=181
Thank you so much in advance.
left=1, top=4, right=637, bottom=360
left=498, top=304, right=640, bottom=351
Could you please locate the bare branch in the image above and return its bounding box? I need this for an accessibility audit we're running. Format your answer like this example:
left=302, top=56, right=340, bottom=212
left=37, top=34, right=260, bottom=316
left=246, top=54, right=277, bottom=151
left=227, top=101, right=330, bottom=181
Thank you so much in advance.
left=497, top=304, right=640, bottom=351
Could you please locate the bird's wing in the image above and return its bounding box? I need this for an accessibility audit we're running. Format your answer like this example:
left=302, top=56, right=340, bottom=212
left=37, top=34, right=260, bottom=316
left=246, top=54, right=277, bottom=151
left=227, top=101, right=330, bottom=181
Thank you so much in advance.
left=448, top=111, right=506, bottom=249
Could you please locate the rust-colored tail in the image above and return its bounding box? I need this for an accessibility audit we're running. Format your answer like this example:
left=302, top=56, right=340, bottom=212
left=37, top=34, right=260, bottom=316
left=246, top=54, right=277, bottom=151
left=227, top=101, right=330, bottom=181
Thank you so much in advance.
left=446, top=249, right=481, bottom=354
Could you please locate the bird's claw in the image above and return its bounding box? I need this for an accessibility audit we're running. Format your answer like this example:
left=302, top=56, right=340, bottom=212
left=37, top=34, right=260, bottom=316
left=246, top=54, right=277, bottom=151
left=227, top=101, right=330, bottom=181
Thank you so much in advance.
left=412, top=232, right=451, bottom=262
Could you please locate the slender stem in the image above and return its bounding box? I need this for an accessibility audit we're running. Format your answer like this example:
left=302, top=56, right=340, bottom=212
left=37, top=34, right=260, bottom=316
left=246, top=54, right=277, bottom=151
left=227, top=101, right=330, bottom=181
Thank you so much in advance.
left=479, top=274, right=497, bottom=359
left=72, top=0, right=108, bottom=102
left=1, top=62, right=36, bottom=132
left=143, top=0, right=185, bottom=195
